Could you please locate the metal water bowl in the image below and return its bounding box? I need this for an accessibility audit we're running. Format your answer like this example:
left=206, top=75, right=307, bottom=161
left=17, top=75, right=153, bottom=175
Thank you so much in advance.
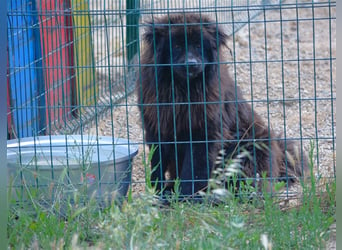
left=7, top=135, right=138, bottom=206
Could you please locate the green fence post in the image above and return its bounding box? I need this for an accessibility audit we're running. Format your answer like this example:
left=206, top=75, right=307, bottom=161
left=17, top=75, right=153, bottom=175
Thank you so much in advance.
left=126, top=0, right=140, bottom=64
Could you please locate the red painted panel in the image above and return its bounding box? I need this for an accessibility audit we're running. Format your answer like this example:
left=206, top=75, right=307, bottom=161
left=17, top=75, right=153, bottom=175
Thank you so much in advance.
left=7, top=77, right=14, bottom=139
left=37, top=0, right=75, bottom=132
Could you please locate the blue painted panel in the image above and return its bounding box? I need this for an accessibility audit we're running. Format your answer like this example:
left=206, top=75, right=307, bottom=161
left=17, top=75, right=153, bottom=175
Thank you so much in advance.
left=7, top=0, right=43, bottom=138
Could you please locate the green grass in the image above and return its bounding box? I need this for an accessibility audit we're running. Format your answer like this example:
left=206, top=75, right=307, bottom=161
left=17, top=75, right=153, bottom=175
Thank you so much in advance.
left=7, top=146, right=336, bottom=249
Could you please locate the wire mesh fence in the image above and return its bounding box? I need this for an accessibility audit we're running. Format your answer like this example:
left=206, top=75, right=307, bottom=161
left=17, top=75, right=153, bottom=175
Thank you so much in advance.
left=7, top=0, right=336, bottom=205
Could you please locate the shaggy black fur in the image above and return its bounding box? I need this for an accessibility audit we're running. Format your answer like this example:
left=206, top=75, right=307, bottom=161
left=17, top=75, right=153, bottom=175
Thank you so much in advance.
left=136, top=13, right=307, bottom=197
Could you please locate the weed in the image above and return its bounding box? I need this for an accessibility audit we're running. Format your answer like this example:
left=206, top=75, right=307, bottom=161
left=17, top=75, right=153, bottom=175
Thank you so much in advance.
left=7, top=141, right=335, bottom=249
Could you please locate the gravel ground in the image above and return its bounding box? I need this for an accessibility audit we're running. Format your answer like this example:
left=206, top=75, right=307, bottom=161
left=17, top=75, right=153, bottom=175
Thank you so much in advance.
left=84, top=0, right=336, bottom=199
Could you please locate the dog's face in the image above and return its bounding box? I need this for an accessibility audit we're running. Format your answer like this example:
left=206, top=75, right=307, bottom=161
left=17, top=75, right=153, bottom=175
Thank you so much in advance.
left=143, top=14, right=228, bottom=81
left=169, top=30, right=210, bottom=80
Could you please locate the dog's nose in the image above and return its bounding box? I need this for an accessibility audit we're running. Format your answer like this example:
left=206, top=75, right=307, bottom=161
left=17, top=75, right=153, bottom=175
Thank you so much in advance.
left=186, top=55, right=202, bottom=78
left=186, top=52, right=200, bottom=65
left=187, top=57, right=199, bottom=65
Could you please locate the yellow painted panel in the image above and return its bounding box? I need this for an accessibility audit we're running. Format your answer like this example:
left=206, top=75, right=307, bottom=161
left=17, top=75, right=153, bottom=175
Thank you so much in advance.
left=72, top=0, right=97, bottom=113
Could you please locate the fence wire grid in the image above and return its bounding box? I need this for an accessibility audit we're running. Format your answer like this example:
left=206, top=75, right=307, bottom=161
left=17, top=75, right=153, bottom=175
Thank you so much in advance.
left=7, top=0, right=336, bottom=204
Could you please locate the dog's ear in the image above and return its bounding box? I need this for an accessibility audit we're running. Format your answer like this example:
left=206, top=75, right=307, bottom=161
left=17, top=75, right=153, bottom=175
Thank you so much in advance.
left=143, top=18, right=169, bottom=46
left=216, top=26, right=229, bottom=48
left=201, top=17, right=229, bottom=49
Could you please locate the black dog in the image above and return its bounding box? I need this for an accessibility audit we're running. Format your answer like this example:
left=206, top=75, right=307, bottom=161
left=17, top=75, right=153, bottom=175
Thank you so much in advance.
left=136, top=13, right=307, bottom=197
